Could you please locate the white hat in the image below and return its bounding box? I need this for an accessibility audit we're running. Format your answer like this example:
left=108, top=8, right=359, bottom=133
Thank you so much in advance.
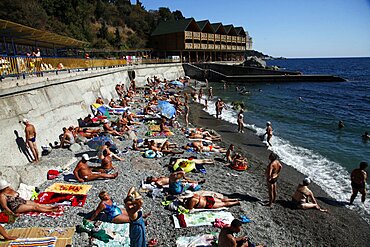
left=303, top=177, right=311, bottom=185
left=0, top=179, right=10, bottom=190
left=103, top=119, right=109, bottom=123
left=184, top=190, right=194, bottom=198
left=82, top=154, right=90, bottom=161
left=266, top=121, right=271, bottom=125
left=22, top=118, right=29, bottom=124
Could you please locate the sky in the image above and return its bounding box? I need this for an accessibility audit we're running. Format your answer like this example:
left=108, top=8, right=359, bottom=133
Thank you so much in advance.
left=136, top=0, right=370, bottom=58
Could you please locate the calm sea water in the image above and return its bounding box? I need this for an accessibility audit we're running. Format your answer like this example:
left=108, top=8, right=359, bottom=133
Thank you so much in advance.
left=204, top=57, right=370, bottom=221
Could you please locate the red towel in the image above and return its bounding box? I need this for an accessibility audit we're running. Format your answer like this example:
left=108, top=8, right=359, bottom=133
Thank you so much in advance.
left=177, top=214, right=187, bottom=228
left=35, top=192, right=87, bottom=207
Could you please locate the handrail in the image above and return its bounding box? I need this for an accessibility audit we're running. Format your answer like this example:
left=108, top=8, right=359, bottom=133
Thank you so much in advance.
left=0, top=56, right=178, bottom=79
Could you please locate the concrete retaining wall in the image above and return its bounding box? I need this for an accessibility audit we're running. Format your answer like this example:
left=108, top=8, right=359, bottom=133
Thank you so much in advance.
left=0, top=63, right=184, bottom=170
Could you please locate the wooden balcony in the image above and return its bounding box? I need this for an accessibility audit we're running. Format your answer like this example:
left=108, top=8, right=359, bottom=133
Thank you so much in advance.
left=185, top=31, right=193, bottom=39
left=232, top=36, right=237, bottom=42
left=201, top=33, right=208, bottom=40
left=237, top=37, right=242, bottom=43
left=193, top=43, right=201, bottom=49
left=185, top=43, right=193, bottom=49
left=221, top=45, right=227, bottom=50
left=215, top=34, right=220, bottom=41
left=193, top=32, right=201, bottom=40
left=201, top=44, right=208, bottom=50
left=242, top=37, right=246, bottom=42
left=208, top=33, right=214, bottom=41
left=215, top=44, right=220, bottom=50
left=232, top=45, right=237, bottom=50
left=221, top=35, right=227, bottom=42
left=208, top=44, right=214, bottom=49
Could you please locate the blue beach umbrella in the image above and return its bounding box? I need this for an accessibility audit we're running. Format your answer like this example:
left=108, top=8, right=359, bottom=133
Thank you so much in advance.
left=169, top=80, right=184, bottom=87
left=87, top=136, right=115, bottom=150
left=157, top=100, right=176, bottom=119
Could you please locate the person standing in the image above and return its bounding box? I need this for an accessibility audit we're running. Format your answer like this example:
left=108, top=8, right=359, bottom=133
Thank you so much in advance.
left=215, top=99, right=225, bottom=119
left=264, top=121, right=273, bottom=146
left=208, top=87, right=213, bottom=100
left=22, top=119, right=40, bottom=162
left=350, top=162, right=368, bottom=204
left=198, top=88, right=203, bottom=103
left=124, top=187, right=146, bottom=247
left=265, top=152, right=282, bottom=207
left=237, top=109, right=244, bottom=133
left=184, top=104, right=189, bottom=127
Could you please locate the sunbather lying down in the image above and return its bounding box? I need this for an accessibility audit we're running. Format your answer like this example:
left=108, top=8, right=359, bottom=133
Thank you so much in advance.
left=169, top=158, right=214, bottom=166
left=183, top=192, right=240, bottom=210
left=184, top=128, right=222, bottom=142
left=183, top=141, right=227, bottom=153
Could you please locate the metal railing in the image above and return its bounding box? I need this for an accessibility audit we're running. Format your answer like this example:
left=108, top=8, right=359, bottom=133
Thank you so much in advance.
left=0, top=56, right=178, bottom=78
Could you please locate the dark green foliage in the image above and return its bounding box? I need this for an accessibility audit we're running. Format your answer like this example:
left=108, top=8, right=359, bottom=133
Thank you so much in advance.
left=1, top=0, right=185, bottom=49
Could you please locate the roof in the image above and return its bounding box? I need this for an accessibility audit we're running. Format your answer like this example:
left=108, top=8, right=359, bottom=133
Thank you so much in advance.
left=223, top=25, right=237, bottom=35
left=151, top=18, right=201, bottom=36
left=210, top=23, right=226, bottom=34
left=234, top=27, right=246, bottom=36
left=0, top=19, right=89, bottom=48
left=196, top=20, right=215, bottom=33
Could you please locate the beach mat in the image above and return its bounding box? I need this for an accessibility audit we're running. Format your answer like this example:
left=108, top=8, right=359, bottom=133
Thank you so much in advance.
left=45, top=183, right=92, bottom=195
left=7, top=237, right=57, bottom=247
left=176, top=234, right=217, bottom=247
left=91, top=222, right=130, bottom=247
left=35, top=192, right=87, bottom=207
left=149, top=125, right=161, bottom=132
left=0, top=227, right=75, bottom=247
left=173, top=211, right=234, bottom=228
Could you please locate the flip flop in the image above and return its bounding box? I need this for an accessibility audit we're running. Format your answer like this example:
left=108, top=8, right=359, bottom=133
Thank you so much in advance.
left=148, top=238, right=159, bottom=246
left=240, top=215, right=251, bottom=223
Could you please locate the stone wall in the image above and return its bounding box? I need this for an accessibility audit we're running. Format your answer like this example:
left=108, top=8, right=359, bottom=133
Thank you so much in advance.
left=0, top=63, right=184, bottom=188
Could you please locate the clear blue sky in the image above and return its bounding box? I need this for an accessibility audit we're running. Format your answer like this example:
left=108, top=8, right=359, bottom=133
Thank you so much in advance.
left=137, top=0, right=370, bottom=58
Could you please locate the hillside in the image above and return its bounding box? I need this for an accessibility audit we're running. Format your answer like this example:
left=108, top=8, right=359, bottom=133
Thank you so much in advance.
left=0, top=0, right=185, bottom=49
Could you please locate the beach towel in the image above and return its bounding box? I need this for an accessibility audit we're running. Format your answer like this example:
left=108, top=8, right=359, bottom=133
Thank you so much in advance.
left=149, top=125, right=161, bottom=132
left=7, top=237, right=57, bottom=247
left=35, top=192, right=87, bottom=207
left=176, top=234, right=217, bottom=247
left=173, top=211, right=234, bottom=228
left=45, top=183, right=92, bottom=195
left=91, top=222, right=130, bottom=247
left=23, top=207, right=64, bottom=218
left=0, top=227, right=74, bottom=247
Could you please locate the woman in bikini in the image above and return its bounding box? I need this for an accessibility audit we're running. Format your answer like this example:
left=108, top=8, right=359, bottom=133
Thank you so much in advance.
left=0, top=180, right=59, bottom=216
left=90, top=191, right=151, bottom=224
left=184, top=194, right=240, bottom=210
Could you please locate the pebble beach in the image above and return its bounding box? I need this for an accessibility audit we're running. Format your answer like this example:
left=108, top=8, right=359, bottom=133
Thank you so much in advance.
left=3, top=80, right=370, bottom=247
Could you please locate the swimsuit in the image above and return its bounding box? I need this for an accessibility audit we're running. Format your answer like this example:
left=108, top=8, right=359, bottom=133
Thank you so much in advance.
left=129, top=211, right=146, bottom=247
left=6, top=194, right=27, bottom=212
left=269, top=177, right=278, bottom=184
left=351, top=182, right=365, bottom=190
left=103, top=201, right=122, bottom=222
left=204, top=196, right=215, bottom=209
left=169, top=181, right=184, bottom=195
left=28, top=137, right=36, bottom=142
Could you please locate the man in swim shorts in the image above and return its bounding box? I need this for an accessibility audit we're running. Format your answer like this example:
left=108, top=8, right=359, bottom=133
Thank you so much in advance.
left=265, top=152, right=282, bottom=207
left=168, top=170, right=205, bottom=195
left=23, top=118, right=40, bottom=162
left=350, top=162, right=368, bottom=204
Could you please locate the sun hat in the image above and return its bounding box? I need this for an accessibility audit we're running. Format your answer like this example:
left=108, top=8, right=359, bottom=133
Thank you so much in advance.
left=82, top=154, right=90, bottom=161
left=303, top=177, right=311, bottom=185
left=22, top=118, right=29, bottom=124
left=103, top=119, right=109, bottom=123
left=0, top=179, right=10, bottom=190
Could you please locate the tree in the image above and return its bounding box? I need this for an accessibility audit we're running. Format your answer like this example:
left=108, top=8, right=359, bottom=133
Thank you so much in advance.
left=173, top=10, right=185, bottom=20
left=98, top=22, right=109, bottom=40
left=158, top=7, right=174, bottom=22
left=114, top=28, right=122, bottom=48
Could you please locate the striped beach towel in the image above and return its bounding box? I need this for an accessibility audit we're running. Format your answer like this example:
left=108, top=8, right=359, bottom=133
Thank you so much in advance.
left=8, top=237, right=57, bottom=247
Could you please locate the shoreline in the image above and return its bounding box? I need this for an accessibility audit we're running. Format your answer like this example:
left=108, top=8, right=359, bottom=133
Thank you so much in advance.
left=188, top=100, right=370, bottom=246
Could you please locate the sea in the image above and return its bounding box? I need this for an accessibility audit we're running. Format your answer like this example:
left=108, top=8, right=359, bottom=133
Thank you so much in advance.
left=203, top=57, right=370, bottom=222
